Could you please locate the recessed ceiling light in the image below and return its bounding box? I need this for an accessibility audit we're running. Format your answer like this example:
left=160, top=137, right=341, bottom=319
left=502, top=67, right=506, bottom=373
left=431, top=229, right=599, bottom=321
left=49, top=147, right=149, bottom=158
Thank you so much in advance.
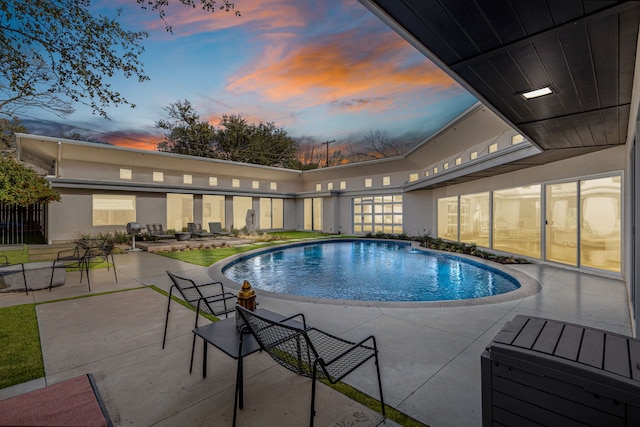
left=522, top=87, right=552, bottom=99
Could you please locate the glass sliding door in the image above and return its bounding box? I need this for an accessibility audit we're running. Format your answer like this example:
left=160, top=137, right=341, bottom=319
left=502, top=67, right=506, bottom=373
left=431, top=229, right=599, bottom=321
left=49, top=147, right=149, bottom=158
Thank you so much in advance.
left=167, top=193, right=194, bottom=231
left=202, top=195, right=225, bottom=229
left=232, top=196, right=253, bottom=230
left=437, top=196, right=458, bottom=240
left=545, top=182, right=578, bottom=266
left=459, top=192, right=489, bottom=247
left=580, top=176, right=621, bottom=272
left=493, top=185, right=541, bottom=258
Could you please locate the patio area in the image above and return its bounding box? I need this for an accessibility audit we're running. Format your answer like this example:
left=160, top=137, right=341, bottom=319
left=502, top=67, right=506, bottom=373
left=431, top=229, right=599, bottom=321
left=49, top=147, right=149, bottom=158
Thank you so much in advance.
left=0, top=250, right=632, bottom=426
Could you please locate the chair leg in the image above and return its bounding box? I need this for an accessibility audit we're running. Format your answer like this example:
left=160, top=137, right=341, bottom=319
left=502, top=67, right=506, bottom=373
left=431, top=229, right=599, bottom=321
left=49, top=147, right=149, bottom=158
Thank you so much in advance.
left=21, top=265, right=27, bottom=295
left=189, top=334, right=197, bottom=373
left=49, top=261, right=56, bottom=292
left=111, top=254, right=118, bottom=283
left=162, top=286, right=175, bottom=349
left=310, top=365, right=318, bottom=427
left=374, top=351, right=386, bottom=419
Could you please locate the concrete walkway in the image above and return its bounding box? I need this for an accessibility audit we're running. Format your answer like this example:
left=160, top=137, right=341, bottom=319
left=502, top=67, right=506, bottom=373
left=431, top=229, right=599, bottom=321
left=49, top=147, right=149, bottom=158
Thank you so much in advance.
left=0, top=250, right=632, bottom=426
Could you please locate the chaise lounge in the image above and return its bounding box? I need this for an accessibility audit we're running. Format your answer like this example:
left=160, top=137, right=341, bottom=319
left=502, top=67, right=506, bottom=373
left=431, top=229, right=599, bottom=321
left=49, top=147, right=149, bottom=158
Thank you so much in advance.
left=146, top=224, right=173, bottom=240
left=209, top=222, right=230, bottom=237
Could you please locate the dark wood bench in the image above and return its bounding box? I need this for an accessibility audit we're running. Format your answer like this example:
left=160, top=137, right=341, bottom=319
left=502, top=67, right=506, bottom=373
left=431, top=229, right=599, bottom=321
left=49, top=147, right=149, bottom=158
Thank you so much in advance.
left=482, top=315, right=640, bottom=426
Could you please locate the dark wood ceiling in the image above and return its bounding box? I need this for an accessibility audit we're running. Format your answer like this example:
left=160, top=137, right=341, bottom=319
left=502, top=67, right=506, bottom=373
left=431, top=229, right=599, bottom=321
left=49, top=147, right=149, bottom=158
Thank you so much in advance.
left=367, top=0, right=640, bottom=152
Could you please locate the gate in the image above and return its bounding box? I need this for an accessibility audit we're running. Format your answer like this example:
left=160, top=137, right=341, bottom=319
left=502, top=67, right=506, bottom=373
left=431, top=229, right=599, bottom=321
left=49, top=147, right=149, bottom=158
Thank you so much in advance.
left=0, top=203, right=46, bottom=245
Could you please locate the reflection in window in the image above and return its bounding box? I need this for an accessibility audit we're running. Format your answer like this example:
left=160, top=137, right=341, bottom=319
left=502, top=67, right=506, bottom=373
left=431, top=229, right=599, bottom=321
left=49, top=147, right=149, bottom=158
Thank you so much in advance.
left=167, top=193, right=193, bottom=231
left=120, top=168, right=132, bottom=180
left=437, top=196, right=458, bottom=239
left=459, top=192, right=489, bottom=247
left=492, top=185, right=541, bottom=258
left=92, top=195, right=135, bottom=226
left=153, top=172, right=163, bottom=182
left=203, top=195, right=225, bottom=229
left=580, top=176, right=621, bottom=272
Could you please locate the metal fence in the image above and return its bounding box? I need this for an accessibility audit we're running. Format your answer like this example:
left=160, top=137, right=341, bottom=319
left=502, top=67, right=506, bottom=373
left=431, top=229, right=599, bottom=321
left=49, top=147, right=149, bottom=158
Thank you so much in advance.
left=0, top=203, right=46, bottom=245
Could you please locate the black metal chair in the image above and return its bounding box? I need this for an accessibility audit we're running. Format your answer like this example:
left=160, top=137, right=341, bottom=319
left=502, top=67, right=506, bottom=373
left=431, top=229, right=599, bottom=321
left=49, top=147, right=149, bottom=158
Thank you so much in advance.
left=208, top=222, right=230, bottom=237
left=162, top=270, right=237, bottom=349
left=85, top=242, right=118, bottom=284
left=0, top=254, right=27, bottom=294
left=49, top=244, right=92, bottom=291
left=236, top=305, right=386, bottom=427
left=188, top=222, right=211, bottom=239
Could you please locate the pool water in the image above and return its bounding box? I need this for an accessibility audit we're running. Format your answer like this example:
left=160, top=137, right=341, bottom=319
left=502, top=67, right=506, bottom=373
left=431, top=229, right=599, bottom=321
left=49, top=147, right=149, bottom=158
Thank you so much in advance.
left=223, top=241, right=520, bottom=302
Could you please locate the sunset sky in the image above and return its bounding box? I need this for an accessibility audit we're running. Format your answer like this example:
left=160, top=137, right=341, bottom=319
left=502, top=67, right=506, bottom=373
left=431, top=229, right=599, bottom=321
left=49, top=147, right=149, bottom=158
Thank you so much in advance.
left=22, top=0, right=477, bottom=154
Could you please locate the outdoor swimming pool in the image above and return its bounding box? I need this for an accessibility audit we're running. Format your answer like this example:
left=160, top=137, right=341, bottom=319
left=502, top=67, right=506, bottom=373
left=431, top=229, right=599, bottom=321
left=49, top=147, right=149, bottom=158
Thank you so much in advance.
left=223, top=240, right=521, bottom=302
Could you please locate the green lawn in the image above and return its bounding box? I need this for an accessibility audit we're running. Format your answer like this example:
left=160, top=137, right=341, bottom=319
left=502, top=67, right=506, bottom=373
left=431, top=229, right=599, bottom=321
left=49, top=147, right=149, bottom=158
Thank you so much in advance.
left=0, top=304, right=44, bottom=388
left=0, top=246, right=29, bottom=264
left=159, top=231, right=343, bottom=266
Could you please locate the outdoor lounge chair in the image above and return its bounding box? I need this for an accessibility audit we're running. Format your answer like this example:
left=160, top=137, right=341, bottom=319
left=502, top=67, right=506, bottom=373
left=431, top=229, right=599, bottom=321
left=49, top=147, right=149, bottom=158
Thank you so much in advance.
left=236, top=305, right=386, bottom=427
left=162, top=270, right=236, bottom=349
left=146, top=223, right=173, bottom=240
left=208, top=222, right=230, bottom=237
left=188, top=222, right=211, bottom=239
left=0, top=255, right=27, bottom=294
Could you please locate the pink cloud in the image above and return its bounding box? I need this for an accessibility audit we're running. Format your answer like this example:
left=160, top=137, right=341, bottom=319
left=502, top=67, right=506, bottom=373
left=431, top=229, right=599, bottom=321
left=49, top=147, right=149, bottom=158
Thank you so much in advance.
left=226, top=29, right=459, bottom=112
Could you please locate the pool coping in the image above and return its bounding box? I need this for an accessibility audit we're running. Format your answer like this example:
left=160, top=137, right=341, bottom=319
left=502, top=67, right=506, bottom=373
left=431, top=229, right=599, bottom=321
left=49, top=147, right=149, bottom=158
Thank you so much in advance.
left=207, top=238, right=542, bottom=308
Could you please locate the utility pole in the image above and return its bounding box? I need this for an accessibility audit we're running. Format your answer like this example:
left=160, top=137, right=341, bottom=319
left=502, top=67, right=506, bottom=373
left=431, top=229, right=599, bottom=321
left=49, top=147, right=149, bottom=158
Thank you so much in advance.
left=322, top=139, right=335, bottom=168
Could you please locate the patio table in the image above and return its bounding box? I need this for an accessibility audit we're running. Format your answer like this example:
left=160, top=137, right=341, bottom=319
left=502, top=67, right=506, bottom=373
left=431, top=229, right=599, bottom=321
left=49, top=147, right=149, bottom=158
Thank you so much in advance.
left=191, top=308, right=304, bottom=426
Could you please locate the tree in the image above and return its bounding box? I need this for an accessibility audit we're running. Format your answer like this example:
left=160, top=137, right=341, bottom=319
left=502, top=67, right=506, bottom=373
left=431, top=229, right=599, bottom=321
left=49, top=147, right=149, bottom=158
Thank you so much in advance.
left=348, top=129, right=401, bottom=162
left=0, top=0, right=238, bottom=119
left=156, top=100, right=216, bottom=157
left=156, top=101, right=299, bottom=168
left=0, top=117, right=26, bottom=150
left=0, top=155, right=60, bottom=206
left=215, top=114, right=298, bottom=168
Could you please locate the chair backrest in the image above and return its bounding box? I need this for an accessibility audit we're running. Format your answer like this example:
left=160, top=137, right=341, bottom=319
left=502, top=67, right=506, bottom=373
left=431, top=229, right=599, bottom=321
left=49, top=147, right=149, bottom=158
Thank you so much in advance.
left=237, top=306, right=318, bottom=379
left=209, top=222, right=222, bottom=233
left=188, top=222, right=203, bottom=233
left=147, top=224, right=157, bottom=235
left=166, top=270, right=205, bottom=305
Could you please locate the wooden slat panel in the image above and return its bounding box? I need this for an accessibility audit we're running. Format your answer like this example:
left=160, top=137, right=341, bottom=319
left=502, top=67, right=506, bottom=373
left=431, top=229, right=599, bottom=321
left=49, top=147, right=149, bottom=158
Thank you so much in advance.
left=492, top=390, right=603, bottom=427
left=587, top=13, right=620, bottom=108
left=628, top=338, right=640, bottom=381
left=554, top=324, right=584, bottom=360
left=604, top=334, right=630, bottom=378
left=493, top=316, right=529, bottom=345
left=532, top=320, right=564, bottom=354
left=475, top=0, right=527, bottom=45
left=578, top=329, right=605, bottom=368
left=492, top=375, right=624, bottom=426
left=512, top=317, right=546, bottom=349
left=491, top=361, right=625, bottom=416
left=493, top=405, right=545, bottom=427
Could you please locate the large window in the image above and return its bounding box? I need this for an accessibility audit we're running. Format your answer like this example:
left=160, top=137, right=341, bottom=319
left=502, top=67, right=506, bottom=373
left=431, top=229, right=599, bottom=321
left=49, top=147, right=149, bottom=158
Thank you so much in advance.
left=232, top=196, right=253, bottom=230
left=92, top=195, right=136, bottom=226
left=580, top=176, right=621, bottom=272
left=203, top=195, right=225, bottom=229
left=493, top=185, right=541, bottom=258
left=460, top=192, right=489, bottom=247
left=167, top=193, right=193, bottom=231
left=437, top=196, right=458, bottom=239
left=304, top=198, right=323, bottom=231
left=546, top=182, right=578, bottom=266
left=259, top=198, right=284, bottom=230
left=353, top=195, right=402, bottom=234
left=436, top=174, right=622, bottom=273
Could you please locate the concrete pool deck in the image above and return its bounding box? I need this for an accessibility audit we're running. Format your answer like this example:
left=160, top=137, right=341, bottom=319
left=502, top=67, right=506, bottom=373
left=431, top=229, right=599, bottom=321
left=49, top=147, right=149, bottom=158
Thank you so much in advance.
left=0, top=250, right=632, bottom=426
